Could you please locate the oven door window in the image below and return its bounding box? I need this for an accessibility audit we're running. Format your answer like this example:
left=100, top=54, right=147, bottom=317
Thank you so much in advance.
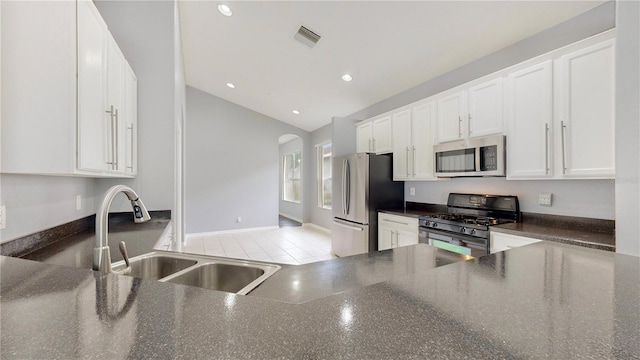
left=431, top=239, right=472, bottom=256
left=435, top=148, right=475, bottom=173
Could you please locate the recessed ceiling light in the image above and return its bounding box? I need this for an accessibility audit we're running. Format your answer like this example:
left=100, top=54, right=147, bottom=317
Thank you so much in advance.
left=218, top=4, right=232, bottom=17
left=226, top=82, right=235, bottom=88
left=342, top=74, right=353, bottom=82
left=292, top=110, right=300, bottom=115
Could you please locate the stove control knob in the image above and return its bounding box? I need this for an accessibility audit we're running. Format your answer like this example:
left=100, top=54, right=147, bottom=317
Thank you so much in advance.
left=470, top=229, right=476, bottom=235
left=432, top=223, right=438, bottom=228
left=460, top=227, right=466, bottom=233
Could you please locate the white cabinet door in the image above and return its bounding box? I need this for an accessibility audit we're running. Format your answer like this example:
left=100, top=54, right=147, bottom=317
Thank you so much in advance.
left=77, top=0, right=108, bottom=172
left=124, top=63, right=138, bottom=176
left=559, top=39, right=615, bottom=178
left=372, top=116, right=392, bottom=154
left=490, top=232, right=541, bottom=253
left=105, top=33, right=126, bottom=174
left=437, top=90, right=467, bottom=143
left=506, top=61, right=553, bottom=179
left=412, top=101, right=436, bottom=180
left=378, top=225, right=394, bottom=251
left=356, top=122, right=372, bottom=153
left=397, top=229, right=418, bottom=248
left=468, top=77, right=503, bottom=137
left=392, top=110, right=411, bottom=180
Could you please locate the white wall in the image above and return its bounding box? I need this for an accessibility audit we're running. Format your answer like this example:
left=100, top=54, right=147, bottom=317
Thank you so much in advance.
left=94, top=0, right=177, bottom=213
left=279, top=136, right=303, bottom=222
left=185, top=86, right=310, bottom=234
left=614, top=0, right=640, bottom=256
left=1, top=0, right=182, bottom=243
left=406, top=179, right=615, bottom=219
left=0, top=175, right=97, bottom=242
left=346, top=2, right=617, bottom=221
left=309, top=124, right=333, bottom=230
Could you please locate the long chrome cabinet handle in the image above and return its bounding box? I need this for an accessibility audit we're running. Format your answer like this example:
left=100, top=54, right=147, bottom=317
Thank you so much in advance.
left=544, top=123, right=550, bottom=174
left=368, top=139, right=372, bottom=152
left=114, top=108, right=119, bottom=170
left=383, top=218, right=409, bottom=226
left=406, top=147, right=410, bottom=176
left=468, top=113, right=472, bottom=134
left=412, top=146, right=416, bottom=176
left=458, top=116, right=462, bottom=137
left=105, top=105, right=115, bottom=169
left=560, top=121, right=567, bottom=174
left=372, top=138, right=376, bottom=152
left=127, top=124, right=134, bottom=170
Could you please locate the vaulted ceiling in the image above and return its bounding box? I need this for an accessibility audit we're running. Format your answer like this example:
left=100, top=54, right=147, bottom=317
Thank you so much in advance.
left=180, top=1, right=606, bottom=132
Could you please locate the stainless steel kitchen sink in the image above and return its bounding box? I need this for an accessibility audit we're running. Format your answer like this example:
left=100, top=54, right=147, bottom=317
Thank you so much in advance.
left=112, top=252, right=280, bottom=295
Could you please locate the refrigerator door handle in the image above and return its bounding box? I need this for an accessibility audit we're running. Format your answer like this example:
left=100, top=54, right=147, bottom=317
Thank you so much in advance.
left=332, top=219, right=364, bottom=232
left=341, top=159, right=347, bottom=215
left=344, top=159, right=351, bottom=215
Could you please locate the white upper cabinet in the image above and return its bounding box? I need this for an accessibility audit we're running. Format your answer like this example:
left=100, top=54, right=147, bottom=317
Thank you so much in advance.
left=506, top=61, right=553, bottom=179
left=468, top=78, right=503, bottom=137
left=558, top=39, right=615, bottom=178
left=77, top=0, right=108, bottom=172
left=356, top=116, right=392, bottom=154
left=436, top=77, right=503, bottom=143
left=437, top=90, right=467, bottom=143
left=392, top=101, right=437, bottom=181
left=1, top=0, right=137, bottom=178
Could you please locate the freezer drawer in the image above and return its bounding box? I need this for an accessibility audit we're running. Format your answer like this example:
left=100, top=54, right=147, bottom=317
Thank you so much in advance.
left=331, top=219, right=369, bottom=257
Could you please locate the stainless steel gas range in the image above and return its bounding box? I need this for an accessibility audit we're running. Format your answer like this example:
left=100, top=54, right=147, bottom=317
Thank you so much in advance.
left=419, top=193, right=520, bottom=257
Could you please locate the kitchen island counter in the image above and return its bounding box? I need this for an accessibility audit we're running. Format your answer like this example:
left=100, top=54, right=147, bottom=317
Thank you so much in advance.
left=2, top=239, right=638, bottom=359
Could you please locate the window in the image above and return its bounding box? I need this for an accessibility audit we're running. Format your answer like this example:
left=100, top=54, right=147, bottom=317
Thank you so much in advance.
left=283, top=151, right=301, bottom=203
left=317, top=142, right=332, bottom=209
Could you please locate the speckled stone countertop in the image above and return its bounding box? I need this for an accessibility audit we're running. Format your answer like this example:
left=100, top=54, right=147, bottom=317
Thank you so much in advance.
left=382, top=204, right=616, bottom=251
left=2, top=240, right=639, bottom=359
left=250, top=244, right=471, bottom=303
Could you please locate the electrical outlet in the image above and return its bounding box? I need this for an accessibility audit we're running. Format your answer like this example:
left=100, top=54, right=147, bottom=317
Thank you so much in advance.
left=237, top=216, right=242, bottom=223
left=76, top=195, right=82, bottom=210
left=0, top=205, right=6, bottom=230
left=410, top=187, right=416, bottom=196
left=539, top=193, right=552, bottom=206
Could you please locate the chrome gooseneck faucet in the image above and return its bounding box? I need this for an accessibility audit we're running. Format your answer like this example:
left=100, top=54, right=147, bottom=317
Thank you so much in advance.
left=94, top=185, right=151, bottom=273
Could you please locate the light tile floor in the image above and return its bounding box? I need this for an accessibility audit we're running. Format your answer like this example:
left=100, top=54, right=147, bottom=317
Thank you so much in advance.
left=182, top=225, right=336, bottom=265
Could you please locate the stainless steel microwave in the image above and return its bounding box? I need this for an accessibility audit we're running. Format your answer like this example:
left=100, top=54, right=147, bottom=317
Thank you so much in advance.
left=434, top=135, right=506, bottom=177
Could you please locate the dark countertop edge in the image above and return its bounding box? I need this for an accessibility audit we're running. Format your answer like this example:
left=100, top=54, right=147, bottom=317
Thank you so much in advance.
left=380, top=204, right=615, bottom=251
left=490, top=226, right=615, bottom=251
left=0, top=210, right=171, bottom=258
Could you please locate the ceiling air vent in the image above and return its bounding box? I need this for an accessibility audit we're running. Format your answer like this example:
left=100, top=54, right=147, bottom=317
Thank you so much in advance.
left=294, top=26, right=321, bottom=48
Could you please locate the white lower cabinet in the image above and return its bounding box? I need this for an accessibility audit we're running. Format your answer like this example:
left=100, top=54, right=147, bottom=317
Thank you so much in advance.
left=378, top=213, right=418, bottom=251
left=490, top=232, right=541, bottom=253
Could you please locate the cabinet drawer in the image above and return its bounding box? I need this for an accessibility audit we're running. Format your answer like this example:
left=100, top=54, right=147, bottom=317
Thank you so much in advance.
left=378, top=213, right=418, bottom=232
left=490, top=232, right=541, bottom=253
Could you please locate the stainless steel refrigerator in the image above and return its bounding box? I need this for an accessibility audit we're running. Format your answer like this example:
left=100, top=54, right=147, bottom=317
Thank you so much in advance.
left=332, top=153, right=404, bottom=257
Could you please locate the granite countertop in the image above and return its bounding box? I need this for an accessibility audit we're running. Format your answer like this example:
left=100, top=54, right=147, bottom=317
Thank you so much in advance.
left=250, top=244, right=471, bottom=303
left=2, top=240, right=639, bottom=358
left=381, top=207, right=616, bottom=251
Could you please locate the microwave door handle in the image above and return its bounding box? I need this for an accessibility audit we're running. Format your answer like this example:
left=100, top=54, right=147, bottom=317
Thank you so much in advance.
left=475, top=147, right=481, bottom=172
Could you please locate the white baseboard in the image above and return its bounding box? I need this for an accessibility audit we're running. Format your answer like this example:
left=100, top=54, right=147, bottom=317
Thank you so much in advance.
left=302, top=223, right=331, bottom=234
left=278, top=213, right=303, bottom=223
left=187, top=226, right=279, bottom=239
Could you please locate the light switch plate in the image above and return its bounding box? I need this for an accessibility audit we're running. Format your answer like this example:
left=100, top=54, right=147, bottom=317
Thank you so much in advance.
left=539, top=193, right=552, bottom=206
left=76, top=195, right=82, bottom=210
left=0, top=205, right=6, bottom=230
left=410, top=187, right=416, bottom=196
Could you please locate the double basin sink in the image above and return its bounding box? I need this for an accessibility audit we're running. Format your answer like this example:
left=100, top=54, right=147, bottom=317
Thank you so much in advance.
left=112, top=252, right=281, bottom=295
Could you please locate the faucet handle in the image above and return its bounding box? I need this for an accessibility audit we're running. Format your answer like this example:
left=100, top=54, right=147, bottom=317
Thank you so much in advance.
left=119, top=241, right=131, bottom=274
